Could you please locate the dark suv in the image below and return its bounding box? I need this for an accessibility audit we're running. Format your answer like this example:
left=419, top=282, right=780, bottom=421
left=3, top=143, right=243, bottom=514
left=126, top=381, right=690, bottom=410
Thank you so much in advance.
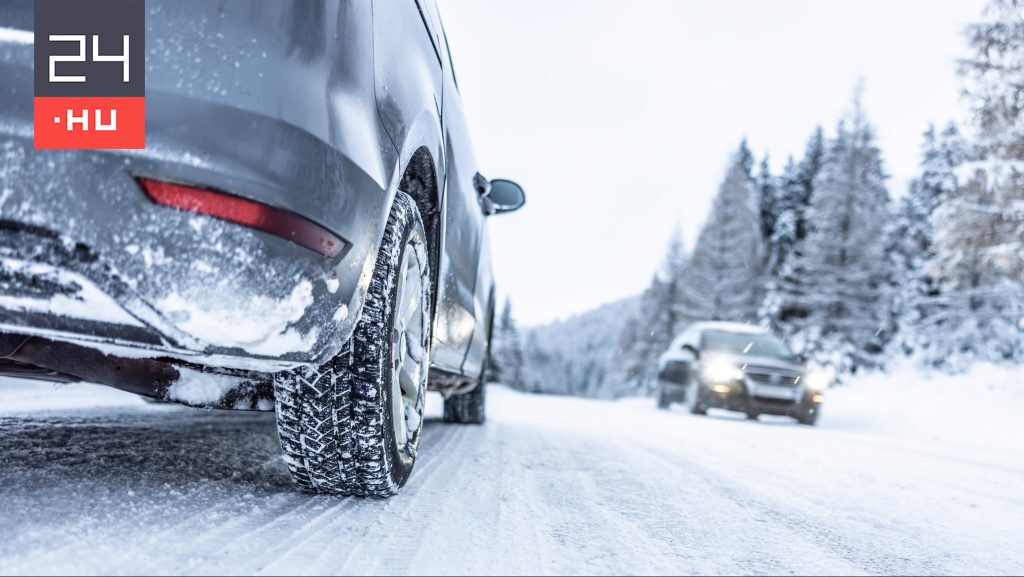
left=656, top=322, right=827, bottom=425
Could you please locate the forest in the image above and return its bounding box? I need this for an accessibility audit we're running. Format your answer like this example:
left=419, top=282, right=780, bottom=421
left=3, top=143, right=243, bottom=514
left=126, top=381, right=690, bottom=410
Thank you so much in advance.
left=490, top=0, right=1024, bottom=398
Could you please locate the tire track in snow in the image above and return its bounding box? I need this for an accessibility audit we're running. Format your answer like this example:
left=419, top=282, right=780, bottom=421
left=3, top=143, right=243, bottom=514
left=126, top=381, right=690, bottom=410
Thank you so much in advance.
left=509, top=425, right=688, bottom=575
left=0, top=410, right=287, bottom=575
left=2, top=384, right=1022, bottom=575
left=327, top=422, right=475, bottom=575
left=509, top=405, right=855, bottom=575
left=624, top=409, right=1008, bottom=575
left=176, top=496, right=356, bottom=575
left=199, top=423, right=464, bottom=575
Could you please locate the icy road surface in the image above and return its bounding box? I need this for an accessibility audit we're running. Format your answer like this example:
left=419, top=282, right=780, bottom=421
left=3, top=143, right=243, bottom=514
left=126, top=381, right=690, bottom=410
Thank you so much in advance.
left=0, top=373, right=1022, bottom=576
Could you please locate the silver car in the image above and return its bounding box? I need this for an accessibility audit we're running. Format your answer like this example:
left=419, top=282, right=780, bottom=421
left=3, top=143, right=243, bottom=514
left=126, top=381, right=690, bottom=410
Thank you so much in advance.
left=0, top=0, right=524, bottom=496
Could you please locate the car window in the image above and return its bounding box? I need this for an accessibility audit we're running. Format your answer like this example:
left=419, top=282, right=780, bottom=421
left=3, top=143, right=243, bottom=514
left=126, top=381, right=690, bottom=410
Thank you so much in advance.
left=701, top=330, right=794, bottom=359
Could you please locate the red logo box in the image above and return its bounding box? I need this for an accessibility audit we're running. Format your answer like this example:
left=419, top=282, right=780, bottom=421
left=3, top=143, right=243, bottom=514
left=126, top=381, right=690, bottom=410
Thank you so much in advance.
left=34, top=96, right=145, bottom=149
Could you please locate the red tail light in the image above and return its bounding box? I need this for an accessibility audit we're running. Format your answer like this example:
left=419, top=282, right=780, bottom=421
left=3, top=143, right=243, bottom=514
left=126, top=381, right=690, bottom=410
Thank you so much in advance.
left=137, top=178, right=345, bottom=258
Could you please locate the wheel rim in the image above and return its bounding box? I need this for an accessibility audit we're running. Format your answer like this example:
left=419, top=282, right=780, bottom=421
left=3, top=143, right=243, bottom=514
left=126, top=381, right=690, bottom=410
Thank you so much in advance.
left=391, top=236, right=427, bottom=455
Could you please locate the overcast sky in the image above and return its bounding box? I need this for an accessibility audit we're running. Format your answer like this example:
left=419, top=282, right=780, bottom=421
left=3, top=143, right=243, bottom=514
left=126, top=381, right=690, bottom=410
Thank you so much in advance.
left=439, top=0, right=987, bottom=327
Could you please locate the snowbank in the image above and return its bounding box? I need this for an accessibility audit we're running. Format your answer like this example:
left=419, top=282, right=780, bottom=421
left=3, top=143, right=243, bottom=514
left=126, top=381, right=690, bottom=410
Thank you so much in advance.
left=822, top=361, right=1024, bottom=453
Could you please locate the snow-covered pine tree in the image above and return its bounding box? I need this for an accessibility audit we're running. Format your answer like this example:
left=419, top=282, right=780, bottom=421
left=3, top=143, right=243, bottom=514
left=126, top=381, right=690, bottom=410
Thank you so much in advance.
left=888, top=123, right=969, bottom=362
left=680, top=143, right=766, bottom=324
left=618, top=228, right=690, bottom=395
left=756, top=156, right=780, bottom=243
left=775, top=96, right=892, bottom=372
left=794, top=127, right=826, bottom=243
left=922, top=0, right=1024, bottom=367
left=490, top=298, right=526, bottom=389
left=761, top=128, right=825, bottom=328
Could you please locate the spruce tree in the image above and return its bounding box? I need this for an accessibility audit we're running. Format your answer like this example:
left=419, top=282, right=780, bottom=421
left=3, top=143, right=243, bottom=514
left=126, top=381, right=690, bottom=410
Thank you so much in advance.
left=923, top=0, right=1024, bottom=367
left=756, top=156, right=780, bottom=243
left=775, top=97, right=892, bottom=372
left=680, top=144, right=766, bottom=324
left=762, top=128, right=826, bottom=329
left=888, top=123, right=969, bottom=362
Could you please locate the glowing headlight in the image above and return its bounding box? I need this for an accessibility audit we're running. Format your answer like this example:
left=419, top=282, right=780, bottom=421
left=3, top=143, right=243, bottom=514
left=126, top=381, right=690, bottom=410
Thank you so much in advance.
left=702, top=357, right=743, bottom=383
left=803, top=368, right=831, bottom=391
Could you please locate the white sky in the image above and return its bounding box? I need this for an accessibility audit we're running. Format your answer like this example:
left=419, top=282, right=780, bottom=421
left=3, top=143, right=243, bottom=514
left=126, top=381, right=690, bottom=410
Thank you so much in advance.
left=439, top=0, right=987, bottom=326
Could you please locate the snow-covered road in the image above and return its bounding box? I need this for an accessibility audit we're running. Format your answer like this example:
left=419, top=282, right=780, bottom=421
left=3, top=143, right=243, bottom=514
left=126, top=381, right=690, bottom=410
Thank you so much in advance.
left=1, top=376, right=1022, bottom=576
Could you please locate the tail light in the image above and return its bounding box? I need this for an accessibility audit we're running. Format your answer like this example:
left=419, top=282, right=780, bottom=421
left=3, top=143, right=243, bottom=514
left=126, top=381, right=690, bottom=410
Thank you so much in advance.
left=137, top=178, right=345, bottom=258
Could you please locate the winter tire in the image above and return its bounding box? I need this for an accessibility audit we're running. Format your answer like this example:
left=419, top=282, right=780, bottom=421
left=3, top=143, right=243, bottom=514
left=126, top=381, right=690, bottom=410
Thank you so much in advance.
left=274, top=192, right=431, bottom=497
left=746, top=411, right=760, bottom=421
left=443, top=380, right=486, bottom=424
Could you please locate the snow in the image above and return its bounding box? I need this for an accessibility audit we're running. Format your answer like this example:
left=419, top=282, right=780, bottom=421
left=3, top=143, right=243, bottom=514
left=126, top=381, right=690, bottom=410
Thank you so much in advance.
left=0, top=26, right=32, bottom=45
left=822, top=361, right=1024, bottom=453
left=955, top=159, right=1024, bottom=191
left=0, top=257, right=144, bottom=327
left=0, top=365, right=1022, bottom=575
left=157, top=281, right=317, bottom=357
left=166, top=367, right=245, bottom=405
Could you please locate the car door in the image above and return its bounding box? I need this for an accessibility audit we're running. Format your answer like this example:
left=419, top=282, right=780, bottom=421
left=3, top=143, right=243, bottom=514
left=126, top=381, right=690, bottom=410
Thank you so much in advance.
left=418, top=0, right=491, bottom=376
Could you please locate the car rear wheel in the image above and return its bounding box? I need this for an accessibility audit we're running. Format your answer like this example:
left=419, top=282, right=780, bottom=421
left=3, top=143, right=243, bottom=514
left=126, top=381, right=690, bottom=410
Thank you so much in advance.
left=443, top=380, right=486, bottom=424
left=444, top=346, right=488, bottom=424
left=443, top=306, right=492, bottom=425
left=274, top=192, right=431, bottom=497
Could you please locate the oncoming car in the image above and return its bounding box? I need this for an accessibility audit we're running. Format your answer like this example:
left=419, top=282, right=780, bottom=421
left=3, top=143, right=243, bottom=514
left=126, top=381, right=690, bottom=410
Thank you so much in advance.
left=656, top=322, right=828, bottom=425
left=0, top=0, right=523, bottom=496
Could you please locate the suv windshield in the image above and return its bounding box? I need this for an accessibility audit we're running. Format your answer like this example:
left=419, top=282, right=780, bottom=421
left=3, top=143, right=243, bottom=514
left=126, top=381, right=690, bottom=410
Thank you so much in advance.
left=701, top=330, right=794, bottom=359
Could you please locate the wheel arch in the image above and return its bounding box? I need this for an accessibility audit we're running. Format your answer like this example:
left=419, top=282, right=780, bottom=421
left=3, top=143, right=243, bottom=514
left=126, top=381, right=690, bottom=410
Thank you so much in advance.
left=397, top=146, right=443, bottom=317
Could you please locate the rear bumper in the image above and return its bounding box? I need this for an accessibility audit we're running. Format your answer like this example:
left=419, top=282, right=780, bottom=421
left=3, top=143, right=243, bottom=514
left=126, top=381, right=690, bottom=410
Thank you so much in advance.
left=0, top=123, right=384, bottom=371
left=0, top=220, right=310, bottom=371
left=1, top=96, right=390, bottom=373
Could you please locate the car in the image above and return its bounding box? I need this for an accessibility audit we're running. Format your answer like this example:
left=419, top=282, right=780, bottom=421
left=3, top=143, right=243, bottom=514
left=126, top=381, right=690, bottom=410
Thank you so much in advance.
left=655, top=322, right=828, bottom=425
left=0, top=0, right=524, bottom=496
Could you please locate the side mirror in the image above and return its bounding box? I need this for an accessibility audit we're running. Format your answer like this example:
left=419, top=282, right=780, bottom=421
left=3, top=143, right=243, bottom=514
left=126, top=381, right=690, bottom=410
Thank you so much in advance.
left=795, top=353, right=807, bottom=364
left=487, top=179, right=526, bottom=215
left=682, top=344, right=700, bottom=360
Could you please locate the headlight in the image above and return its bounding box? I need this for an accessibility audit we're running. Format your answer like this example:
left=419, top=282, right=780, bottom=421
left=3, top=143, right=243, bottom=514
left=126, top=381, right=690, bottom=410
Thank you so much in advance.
left=702, top=357, right=743, bottom=383
left=803, top=367, right=831, bottom=391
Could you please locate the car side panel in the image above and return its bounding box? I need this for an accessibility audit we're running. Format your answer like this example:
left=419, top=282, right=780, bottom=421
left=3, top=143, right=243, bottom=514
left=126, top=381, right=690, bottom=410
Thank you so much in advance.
left=429, top=1, right=491, bottom=376
left=374, top=0, right=485, bottom=376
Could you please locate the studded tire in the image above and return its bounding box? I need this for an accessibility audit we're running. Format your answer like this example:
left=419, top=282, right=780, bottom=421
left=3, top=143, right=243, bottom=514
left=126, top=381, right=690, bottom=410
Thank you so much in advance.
left=273, top=192, right=431, bottom=497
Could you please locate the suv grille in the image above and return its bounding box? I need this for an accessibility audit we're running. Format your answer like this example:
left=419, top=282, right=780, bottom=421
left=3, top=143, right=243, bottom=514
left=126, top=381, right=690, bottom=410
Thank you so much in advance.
left=744, top=366, right=802, bottom=386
